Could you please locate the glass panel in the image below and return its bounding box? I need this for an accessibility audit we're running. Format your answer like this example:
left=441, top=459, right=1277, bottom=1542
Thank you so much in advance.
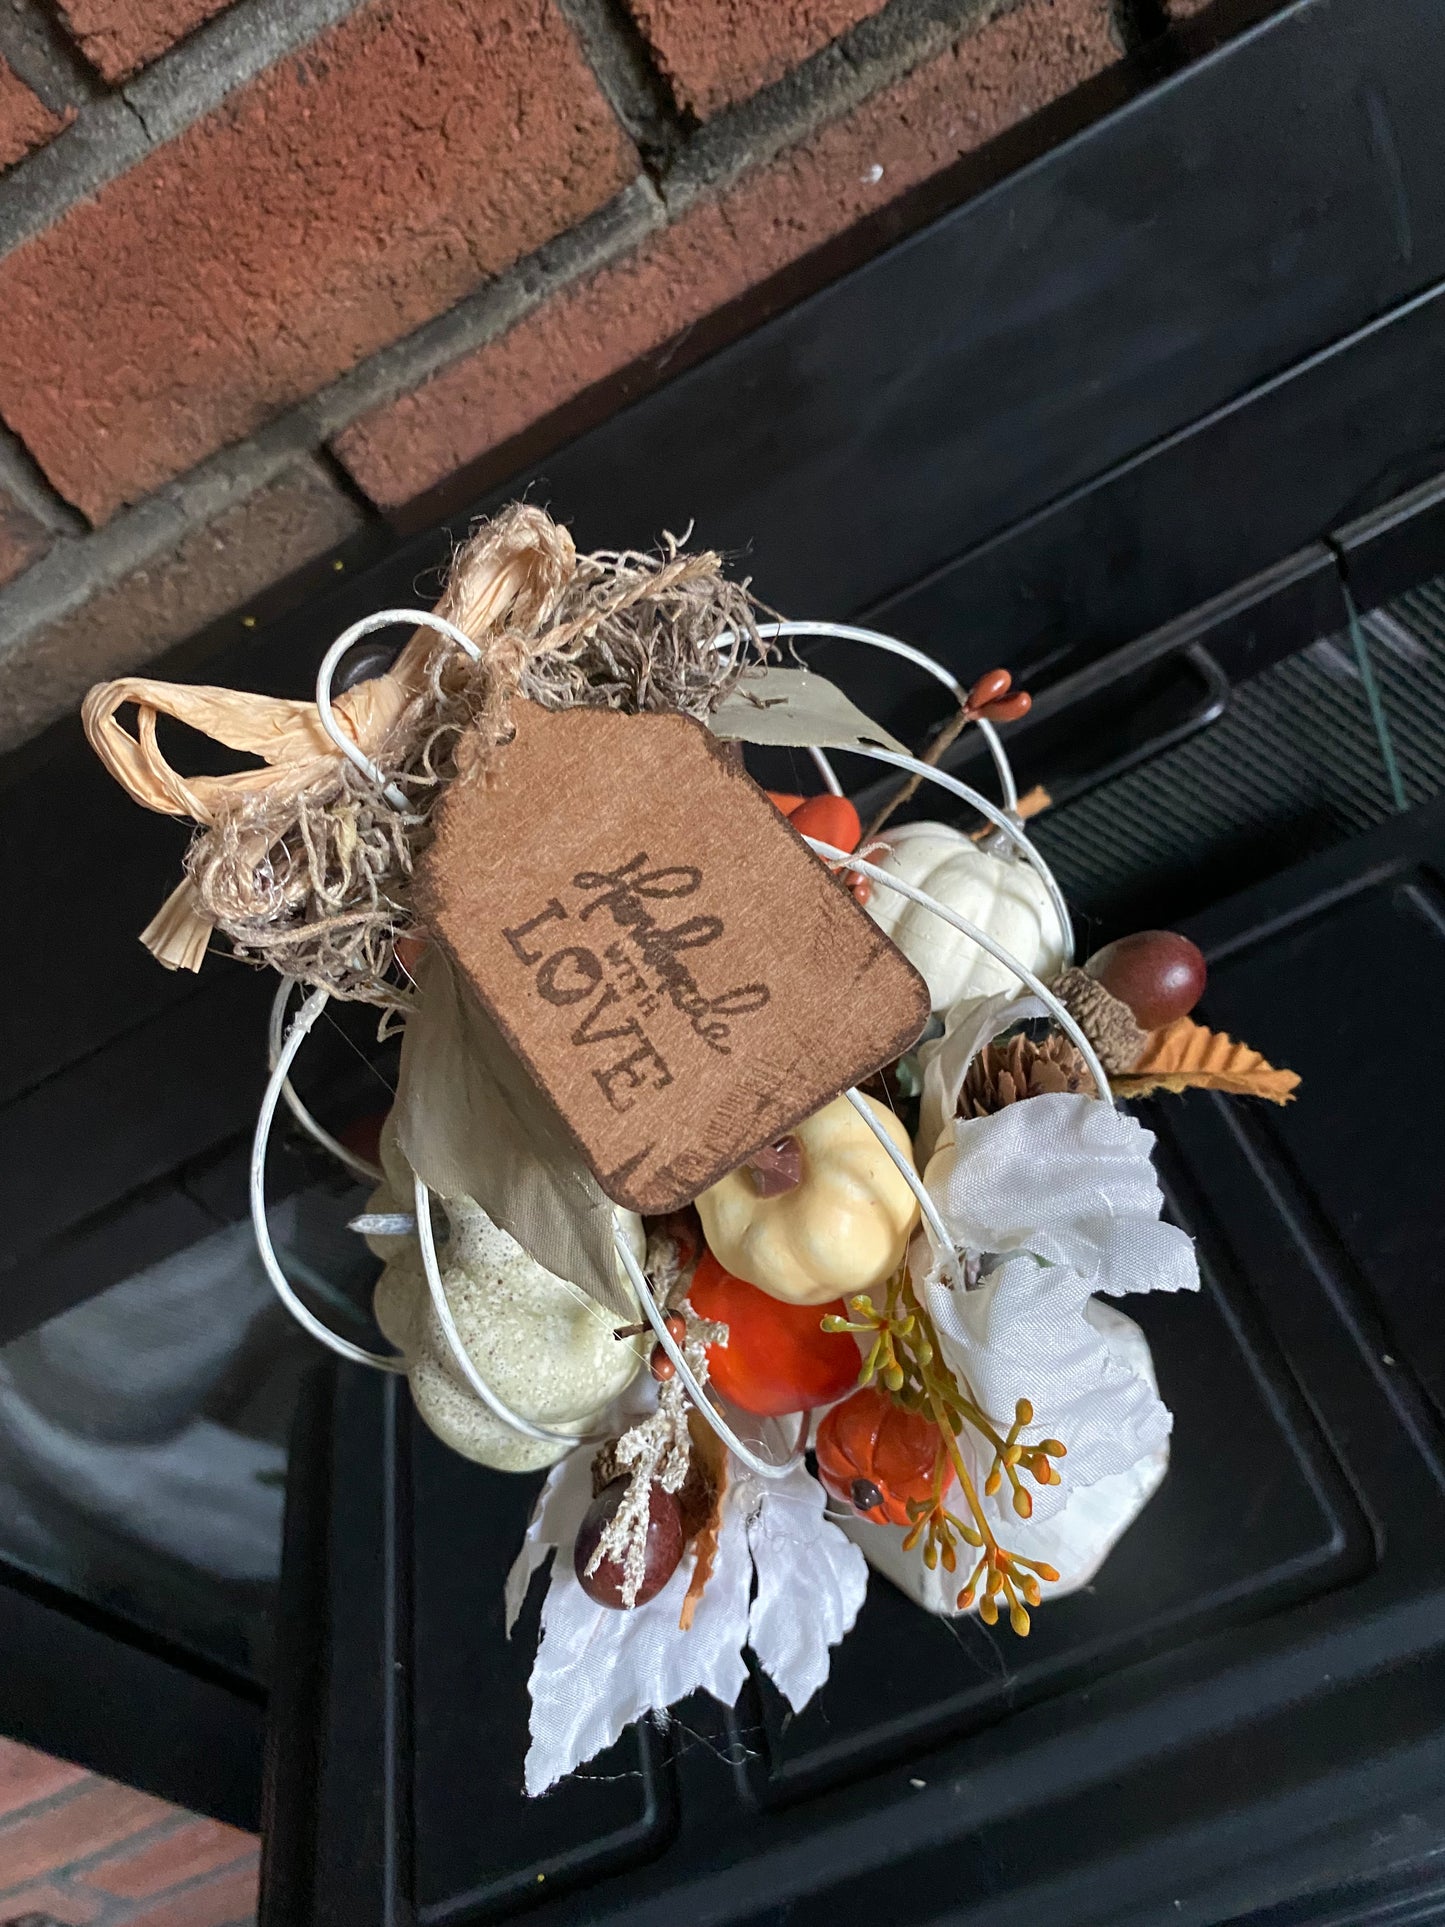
left=0, top=1173, right=381, bottom=1683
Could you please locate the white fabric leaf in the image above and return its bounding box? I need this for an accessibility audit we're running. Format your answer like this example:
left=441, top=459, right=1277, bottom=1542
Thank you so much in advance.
left=504, top=1456, right=574, bottom=1635
left=915, top=1092, right=1199, bottom=1526
left=923, top=1093, right=1199, bottom=1298
left=513, top=1448, right=869, bottom=1795
left=517, top=1450, right=750, bottom=1797
left=839, top=1301, right=1171, bottom=1608
left=745, top=1463, right=868, bottom=1713
left=707, top=667, right=906, bottom=754
left=926, top=1266, right=1176, bottom=1525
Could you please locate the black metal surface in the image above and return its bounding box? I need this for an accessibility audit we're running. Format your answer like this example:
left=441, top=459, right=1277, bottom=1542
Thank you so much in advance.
left=0, top=972, right=391, bottom=1344
left=1335, top=468, right=1445, bottom=618
left=261, top=793, right=1445, bottom=1925
left=471, top=0, right=1445, bottom=686
left=1020, top=574, right=1445, bottom=934
left=867, top=278, right=1445, bottom=686
left=843, top=640, right=1232, bottom=827
left=0, top=1557, right=264, bottom=1831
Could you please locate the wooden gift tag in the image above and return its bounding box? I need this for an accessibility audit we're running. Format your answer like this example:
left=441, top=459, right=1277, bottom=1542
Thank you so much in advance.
left=415, top=703, right=929, bottom=1216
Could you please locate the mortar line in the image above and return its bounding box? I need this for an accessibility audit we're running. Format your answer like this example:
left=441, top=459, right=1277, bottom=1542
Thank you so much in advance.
left=0, top=0, right=100, bottom=112
left=554, top=0, right=693, bottom=178
left=659, top=0, right=1010, bottom=209
left=0, top=420, right=86, bottom=535
left=0, top=182, right=663, bottom=649
left=0, top=0, right=369, bottom=258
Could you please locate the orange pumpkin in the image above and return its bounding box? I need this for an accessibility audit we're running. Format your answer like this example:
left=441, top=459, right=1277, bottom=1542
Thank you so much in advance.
left=789, top=793, right=861, bottom=855
left=762, top=792, right=868, bottom=897
left=816, top=1386, right=941, bottom=1526
left=690, top=1251, right=860, bottom=1416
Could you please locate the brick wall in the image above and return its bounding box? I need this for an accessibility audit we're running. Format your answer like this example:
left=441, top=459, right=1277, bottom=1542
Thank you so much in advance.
left=0, top=1735, right=258, bottom=1925
left=0, top=0, right=1276, bottom=754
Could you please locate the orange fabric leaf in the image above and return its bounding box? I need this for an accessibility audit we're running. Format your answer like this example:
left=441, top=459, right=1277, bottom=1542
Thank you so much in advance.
left=678, top=1411, right=729, bottom=1632
left=1112, top=1016, right=1300, bottom=1105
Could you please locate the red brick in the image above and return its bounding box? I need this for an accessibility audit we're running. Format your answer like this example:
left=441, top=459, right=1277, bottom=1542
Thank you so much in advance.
left=0, top=1742, right=89, bottom=1823
left=0, top=489, right=54, bottom=588
left=0, top=57, right=74, bottom=171
left=0, top=458, right=363, bottom=754
left=0, top=1879, right=104, bottom=1923
left=0, top=0, right=636, bottom=526
left=122, top=1857, right=259, bottom=1927
left=626, top=0, right=885, bottom=118
left=335, top=0, right=1117, bottom=510
left=53, top=0, right=236, bottom=83
left=0, top=1780, right=173, bottom=1887
left=84, top=1816, right=256, bottom=1899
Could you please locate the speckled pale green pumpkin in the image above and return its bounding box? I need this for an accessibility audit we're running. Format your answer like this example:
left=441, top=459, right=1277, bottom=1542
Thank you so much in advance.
left=368, top=1125, right=646, bottom=1472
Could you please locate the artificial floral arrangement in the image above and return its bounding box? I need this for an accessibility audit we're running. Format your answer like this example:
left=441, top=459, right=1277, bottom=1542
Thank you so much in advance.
left=83, top=506, right=1298, bottom=1795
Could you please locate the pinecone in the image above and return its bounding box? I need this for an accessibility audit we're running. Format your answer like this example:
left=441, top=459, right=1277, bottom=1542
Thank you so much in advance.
left=959, top=1030, right=1097, bottom=1119
left=1050, top=966, right=1149, bottom=1074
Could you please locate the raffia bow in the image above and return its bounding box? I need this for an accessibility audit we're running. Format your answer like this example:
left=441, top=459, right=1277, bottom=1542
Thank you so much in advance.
left=81, top=507, right=759, bottom=1002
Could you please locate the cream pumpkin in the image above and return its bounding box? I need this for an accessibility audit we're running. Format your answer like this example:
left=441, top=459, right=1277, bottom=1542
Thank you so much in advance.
left=696, top=1093, right=920, bottom=1306
left=866, top=822, right=1066, bottom=1013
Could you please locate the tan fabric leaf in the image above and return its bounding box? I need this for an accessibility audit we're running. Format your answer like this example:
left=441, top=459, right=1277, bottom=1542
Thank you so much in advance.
left=1112, top=1017, right=1300, bottom=1104
left=707, top=667, right=906, bottom=754
left=392, top=949, right=635, bottom=1314
left=678, top=1409, right=730, bottom=1632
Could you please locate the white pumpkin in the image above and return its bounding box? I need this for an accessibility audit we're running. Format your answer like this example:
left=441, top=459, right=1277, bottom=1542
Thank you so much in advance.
left=866, top=821, right=1066, bottom=1012
left=834, top=1304, right=1167, bottom=1614
left=696, top=1092, right=919, bottom=1306
left=368, top=1124, right=646, bottom=1472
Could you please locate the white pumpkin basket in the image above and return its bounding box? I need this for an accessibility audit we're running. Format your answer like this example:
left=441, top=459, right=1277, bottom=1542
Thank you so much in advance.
left=251, top=613, right=1113, bottom=1481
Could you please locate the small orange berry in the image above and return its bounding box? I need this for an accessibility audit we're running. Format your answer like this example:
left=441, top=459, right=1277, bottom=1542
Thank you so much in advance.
left=967, top=668, right=1012, bottom=711
left=982, top=691, right=1032, bottom=724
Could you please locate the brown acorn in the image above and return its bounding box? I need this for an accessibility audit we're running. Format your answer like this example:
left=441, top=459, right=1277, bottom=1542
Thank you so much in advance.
left=1084, top=931, right=1207, bottom=1031
left=574, top=1478, right=684, bottom=1609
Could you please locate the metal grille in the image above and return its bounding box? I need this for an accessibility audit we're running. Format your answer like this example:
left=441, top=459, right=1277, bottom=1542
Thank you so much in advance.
left=1029, top=576, right=1445, bottom=932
